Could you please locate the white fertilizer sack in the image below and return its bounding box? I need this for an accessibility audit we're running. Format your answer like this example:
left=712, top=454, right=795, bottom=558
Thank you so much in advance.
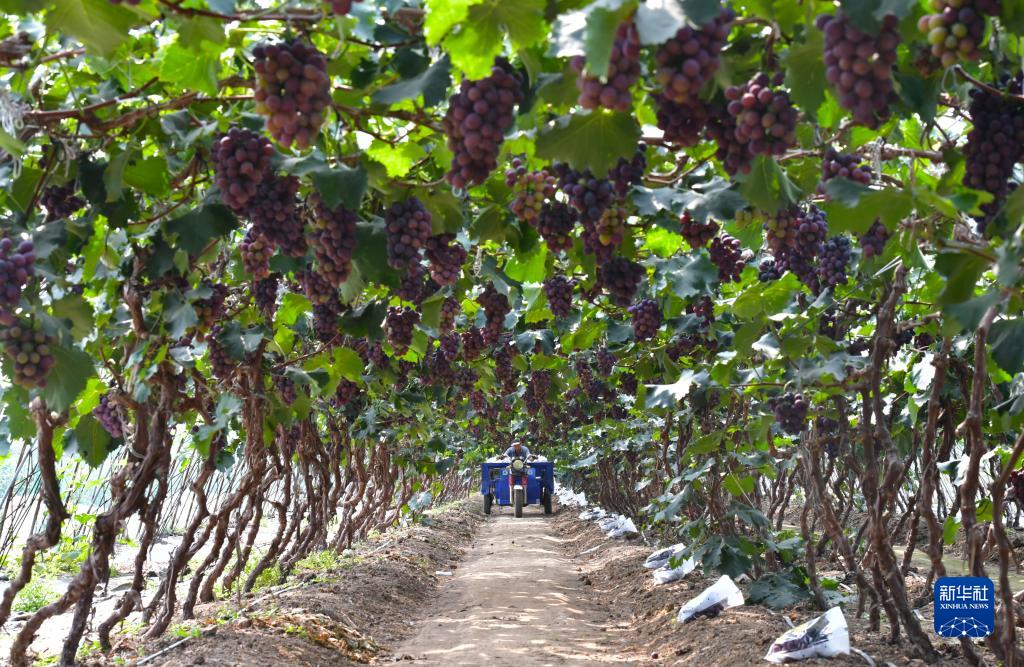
left=764, top=607, right=849, bottom=663
left=644, top=543, right=687, bottom=569
left=676, top=575, right=744, bottom=623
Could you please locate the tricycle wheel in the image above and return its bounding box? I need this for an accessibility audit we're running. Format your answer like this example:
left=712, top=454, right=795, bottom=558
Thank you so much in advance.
left=514, top=488, right=524, bottom=518
left=483, top=493, right=492, bottom=515
left=542, top=489, right=552, bottom=515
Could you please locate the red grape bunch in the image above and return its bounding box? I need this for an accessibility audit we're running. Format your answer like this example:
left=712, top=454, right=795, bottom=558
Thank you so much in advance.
left=758, top=258, right=783, bottom=282
left=628, top=299, right=662, bottom=340
left=439, top=296, right=460, bottom=333
left=708, top=234, right=748, bottom=283
left=554, top=164, right=616, bottom=225
left=313, top=301, right=341, bottom=343
left=535, top=202, right=577, bottom=253
left=252, top=40, right=331, bottom=149
left=656, top=96, right=710, bottom=147
left=543, top=274, right=574, bottom=319
left=0, top=237, right=35, bottom=311
left=246, top=174, right=307, bottom=257
left=859, top=221, right=889, bottom=258
left=819, top=148, right=873, bottom=194
left=40, top=184, right=85, bottom=221
left=505, top=158, right=556, bottom=225
left=298, top=269, right=337, bottom=306
left=477, top=283, right=510, bottom=344
left=194, top=281, right=228, bottom=330
left=273, top=372, right=298, bottom=405
left=0, top=321, right=55, bottom=388
left=962, top=76, right=1024, bottom=231
left=725, top=73, right=798, bottom=158
left=396, top=263, right=434, bottom=304
left=596, top=347, right=616, bottom=376
left=706, top=106, right=756, bottom=175
left=1008, top=468, right=1024, bottom=504
left=326, top=0, right=362, bottom=15
left=595, top=205, right=629, bottom=249
left=769, top=392, right=809, bottom=435
left=654, top=8, right=735, bottom=103
left=818, top=235, right=852, bottom=288
left=918, top=0, right=1001, bottom=68
left=764, top=206, right=828, bottom=260
left=311, top=197, right=359, bottom=287
left=253, top=274, right=280, bottom=320
left=608, top=146, right=647, bottom=198
left=334, top=379, right=360, bottom=406
left=425, top=233, right=467, bottom=286
left=818, top=11, right=900, bottom=128
left=207, top=325, right=235, bottom=380
left=620, top=371, right=638, bottom=396
left=572, top=20, right=641, bottom=112
left=385, top=198, right=433, bottom=272
left=385, top=306, right=420, bottom=355
left=240, top=229, right=274, bottom=279
left=688, top=295, right=714, bottom=327
left=493, top=345, right=517, bottom=393
left=599, top=257, right=644, bottom=307
left=443, top=64, right=524, bottom=189
left=461, top=326, right=485, bottom=360
left=439, top=332, right=461, bottom=362
left=680, top=213, right=719, bottom=249
left=211, top=128, right=274, bottom=211
left=93, top=392, right=125, bottom=438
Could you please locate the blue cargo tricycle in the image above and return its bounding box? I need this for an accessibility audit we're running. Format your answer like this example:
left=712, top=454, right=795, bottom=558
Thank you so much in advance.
left=480, top=458, right=554, bottom=517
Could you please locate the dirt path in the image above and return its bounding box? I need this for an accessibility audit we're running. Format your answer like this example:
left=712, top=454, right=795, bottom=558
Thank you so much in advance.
left=391, top=505, right=641, bottom=666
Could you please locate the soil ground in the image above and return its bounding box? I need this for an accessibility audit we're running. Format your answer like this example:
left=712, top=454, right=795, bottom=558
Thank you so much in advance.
left=90, top=497, right=992, bottom=667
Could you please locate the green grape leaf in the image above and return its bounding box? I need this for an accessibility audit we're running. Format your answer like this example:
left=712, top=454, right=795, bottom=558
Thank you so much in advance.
left=41, top=342, right=96, bottom=413
left=372, top=55, right=452, bottom=108
left=535, top=111, right=640, bottom=176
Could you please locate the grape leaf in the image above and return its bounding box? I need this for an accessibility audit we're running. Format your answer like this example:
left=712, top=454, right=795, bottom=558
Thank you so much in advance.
left=535, top=111, right=640, bottom=176
left=41, top=342, right=96, bottom=413
left=372, top=55, right=452, bottom=108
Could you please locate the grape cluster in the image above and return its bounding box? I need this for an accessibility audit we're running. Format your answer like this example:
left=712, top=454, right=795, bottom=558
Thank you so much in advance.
left=240, top=229, right=274, bottom=279
left=311, top=198, right=359, bottom=287
left=595, top=205, right=629, bottom=249
left=385, top=197, right=433, bottom=272
left=253, top=274, right=280, bottom=320
left=527, top=370, right=552, bottom=407
left=572, top=21, right=641, bottom=112
left=506, top=157, right=556, bottom=225
left=574, top=355, right=593, bottom=386
left=0, top=321, right=55, bottom=388
left=688, top=295, right=714, bottom=327
left=706, top=106, right=755, bottom=175
left=819, top=308, right=840, bottom=340
left=962, top=76, right=1024, bottom=230
left=725, top=73, right=798, bottom=158
left=654, top=8, right=735, bottom=103
left=211, top=128, right=274, bottom=211
left=385, top=306, right=419, bottom=355
left=596, top=347, right=615, bottom=376
left=40, top=184, right=85, bottom=221
left=779, top=252, right=822, bottom=294
left=93, top=392, right=125, bottom=438
left=273, top=373, right=298, bottom=405
left=461, top=327, right=485, bottom=360
left=326, top=0, right=361, bottom=14
left=247, top=174, right=307, bottom=257
left=656, top=96, right=710, bottom=147
left=425, top=234, right=466, bottom=286
left=758, top=258, right=783, bottom=282
left=443, top=64, right=523, bottom=189
left=478, top=283, right=510, bottom=344
left=599, top=257, right=644, bottom=307
left=439, top=332, right=461, bottom=362
left=628, top=299, right=662, bottom=340
left=818, top=11, right=899, bottom=128
left=543, top=275, right=573, bottom=319
left=819, top=148, right=872, bottom=193
left=207, top=326, right=235, bottom=380
left=708, top=234, right=747, bottom=282
left=0, top=238, right=34, bottom=310
left=608, top=146, right=646, bottom=198
left=1008, top=468, right=1024, bottom=503
left=535, top=202, right=577, bottom=253
left=439, top=296, right=460, bottom=333
left=818, top=235, right=852, bottom=288
left=312, top=302, right=340, bottom=343
left=555, top=165, right=615, bottom=225
left=769, top=392, right=809, bottom=436
left=299, top=269, right=337, bottom=306
left=859, top=220, right=889, bottom=259
left=764, top=207, right=828, bottom=259
left=667, top=333, right=718, bottom=360
left=918, top=0, right=1000, bottom=68
left=195, top=282, right=228, bottom=330
left=252, top=40, right=331, bottom=149
left=620, top=371, right=638, bottom=396
left=679, top=213, right=719, bottom=249
left=334, top=379, right=361, bottom=407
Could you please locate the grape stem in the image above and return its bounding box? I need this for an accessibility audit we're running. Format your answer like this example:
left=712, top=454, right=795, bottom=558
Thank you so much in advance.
left=954, top=65, right=1024, bottom=104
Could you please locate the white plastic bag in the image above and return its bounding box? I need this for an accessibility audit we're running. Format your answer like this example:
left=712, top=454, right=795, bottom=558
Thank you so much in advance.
left=596, top=514, right=621, bottom=531
left=578, top=507, right=606, bottom=521
left=607, top=517, right=638, bottom=539
left=676, top=575, right=744, bottom=623
left=644, top=543, right=686, bottom=569
left=764, top=607, right=850, bottom=663
left=652, top=556, right=696, bottom=584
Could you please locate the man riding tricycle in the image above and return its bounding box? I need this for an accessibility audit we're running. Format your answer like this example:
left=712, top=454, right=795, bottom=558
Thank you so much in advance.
left=480, top=441, right=554, bottom=517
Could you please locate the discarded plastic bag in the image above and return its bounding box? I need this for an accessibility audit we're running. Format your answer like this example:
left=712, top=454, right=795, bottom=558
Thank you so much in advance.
left=652, top=557, right=696, bottom=584
left=596, top=514, right=620, bottom=531
left=764, top=607, right=849, bottom=663
left=676, top=575, right=744, bottom=623
left=579, top=507, right=607, bottom=521
left=644, top=543, right=686, bottom=569
left=604, top=516, right=638, bottom=539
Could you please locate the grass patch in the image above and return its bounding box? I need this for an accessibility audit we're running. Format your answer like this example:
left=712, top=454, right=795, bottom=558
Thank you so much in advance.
left=14, top=579, right=58, bottom=613
left=294, top=549, right=363, bottom=573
